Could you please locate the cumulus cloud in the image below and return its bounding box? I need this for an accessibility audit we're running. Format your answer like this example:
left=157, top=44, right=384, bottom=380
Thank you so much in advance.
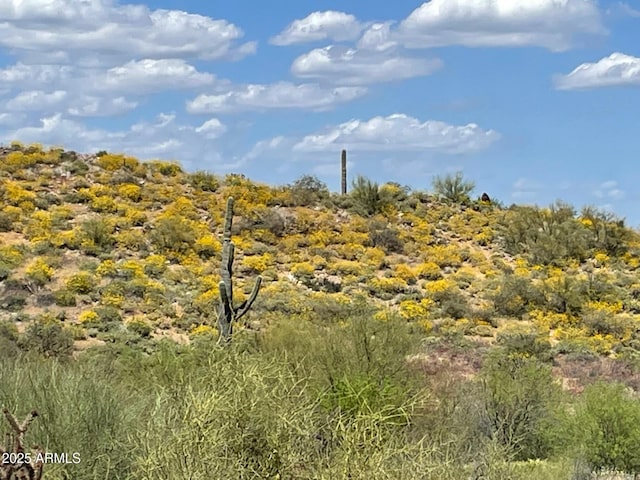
left=396, top=0, right=606, bottom=51
left=195, top=118, right=227, bottom=139
left=97, top=59, right=215, bottom=94
left=291, top=45, right=441, bottom=85
left=66, top=96, right=138, bottom=117
left=0, top=0, right=256, bottom=64
left=357, top=22, right=398, bottom=52
left=270, top=11, right=364, bottom=45
left=6, top=90, right=67, bottom=111
left=0, top=63, right=73, bottom=89
left=554, top=53, right=640, bottom=90
left=292, top=114, right=500, bottom=153
left=186, top=82, right=367, bottom=113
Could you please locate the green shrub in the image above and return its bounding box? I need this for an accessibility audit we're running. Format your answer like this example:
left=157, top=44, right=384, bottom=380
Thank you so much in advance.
left=0, top=261, right=11, bottom=281
left=489, top=273, right=545, bottom=317
left=0, top=212, right=14, bottom=232
left=188, top=170, right=219, bottom=192
left=20, top=318, right=74, bottom=358
left=432, top=171, right=475, bottom=203
left=477, top=351, right=564, bottom=461
left=368, top=219, right=403, bottom=254
left=572, top=381, right=640, bottom=475
left=54, top=288, right=77, bottom=307
left=350, top=175, right=387, bottom=216
left=496, top=327, right=552, bottom=361
left=288, top=174, right=329, bottom=206
left=127, top=318, right=153, bottom=338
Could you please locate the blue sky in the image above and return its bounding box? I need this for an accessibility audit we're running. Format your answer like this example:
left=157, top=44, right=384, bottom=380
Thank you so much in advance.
left=0, top=1, right=639, bottom=224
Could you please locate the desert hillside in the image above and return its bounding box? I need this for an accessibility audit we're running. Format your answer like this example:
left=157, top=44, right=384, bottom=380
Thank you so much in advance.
left=1, top=141, right=639, bottom=357
left=1, top=142, right=640, bottom=479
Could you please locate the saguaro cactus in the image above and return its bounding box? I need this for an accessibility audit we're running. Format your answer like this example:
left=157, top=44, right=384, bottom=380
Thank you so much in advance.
left=341, top=149, right=347, bottom=195
left=217, top=197, right=262, bottom=343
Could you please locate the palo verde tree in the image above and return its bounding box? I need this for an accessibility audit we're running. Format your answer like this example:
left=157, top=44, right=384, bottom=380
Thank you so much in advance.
left=216, top=197, right=262, bottom=343
left=432, top=171, right=475, bottom=204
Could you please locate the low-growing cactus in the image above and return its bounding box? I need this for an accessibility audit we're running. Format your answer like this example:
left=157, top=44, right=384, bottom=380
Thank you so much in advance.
left=0, top=408, right=44, bottom=480
left=217, top=197, right=261, bottom=343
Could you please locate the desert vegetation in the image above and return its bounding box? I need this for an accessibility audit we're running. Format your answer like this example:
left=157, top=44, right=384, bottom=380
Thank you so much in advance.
left=1, top=142, right=640, bottom=479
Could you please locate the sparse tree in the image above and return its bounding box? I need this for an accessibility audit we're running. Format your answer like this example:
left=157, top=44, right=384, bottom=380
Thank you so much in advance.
left=432, top=171, right=475, bottom=203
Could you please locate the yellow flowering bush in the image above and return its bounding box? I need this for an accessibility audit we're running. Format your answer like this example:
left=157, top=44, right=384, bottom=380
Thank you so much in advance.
left=143, top=254, right=168, bottom=277
left=25, top=258, right=54, bottom=286
left=99, top=291, right=124, bottom=308
left=291, top=262, right=315, bottom=279
left=584, top=300, right=623, bottom=315
left=114, top=230, right=147, bottom=250
left=309, top=231, right=333, bottom=247
left=335, top=242, right=366, bottom=260
left=369, top=277, right=407, bottom=296
left=65, top=272, right=97, bottom=294
left=96, top=259, right=118, bottom=277
left=117, top=183, right=142, bottom=201
left=78, top=310, right=99, bottom=324
left=424, top=278, right=457, bottom=298
left=529, top=309, right=575, bottom=330
left=119, top=260, right=145, bottom=279
left=190, top=324, right=218, bottom=338
left=393, top=264, right=417, bottom=284
left=194, top=234, right=221, bottom=259
left=194, top=286, right=220, bottom=309
left=414, top=261, right=442, bottom=280
left=361, top=247, right=386, bottom=269
left=230, top=235, right=253, bottom=251
left=0, top=246, right=24, bottom=266
left=593, top=251, right=609, bottom=267
left=25, top=211, right=52, bottom=242
left=423, top=245, right=463, bottom=268
left=330, top=260, right=364, bottom=276
left=398, top=298, right=434, bottom=321
left=3, top=181, right=36, bottom=205
left=96, top=153, right=139, bottom=171
left=473, top=228, right=494, bottom=246
left=1, top=205, right=22, bottom=223
left=241, top=253, right=274, bottom=273
left=90, top=196, right=118, bottom=213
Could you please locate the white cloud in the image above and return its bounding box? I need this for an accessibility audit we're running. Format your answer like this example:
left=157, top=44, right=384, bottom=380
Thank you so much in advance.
left=594, top=180, right=624, bottom=199
left=606, top=2, right=640, bottom=17
left=186, top=82, right=367, bottom=113
left=270, top=11, right=364, bottom=46
left=0, top=58, right=218, bottom=118
left=6, top=90, right=67, bottom=111
left=0, top=63, right=73, bottom=88
left=98, top=59, right=215, bottom=94
left=67, top=96, right=138, bottom=117
left=396, top=0, right=606, bottom=52
left=293, top=114, right=500, bottom=153
left=291, top=45, right=442, bottom=85
left=0, top=0, right=255, bottom=65
left=195, top=118, right=227, bottom=139
left=357, top=22, right=398, bottom=52
left=554, top=53, right=640, bottom=90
